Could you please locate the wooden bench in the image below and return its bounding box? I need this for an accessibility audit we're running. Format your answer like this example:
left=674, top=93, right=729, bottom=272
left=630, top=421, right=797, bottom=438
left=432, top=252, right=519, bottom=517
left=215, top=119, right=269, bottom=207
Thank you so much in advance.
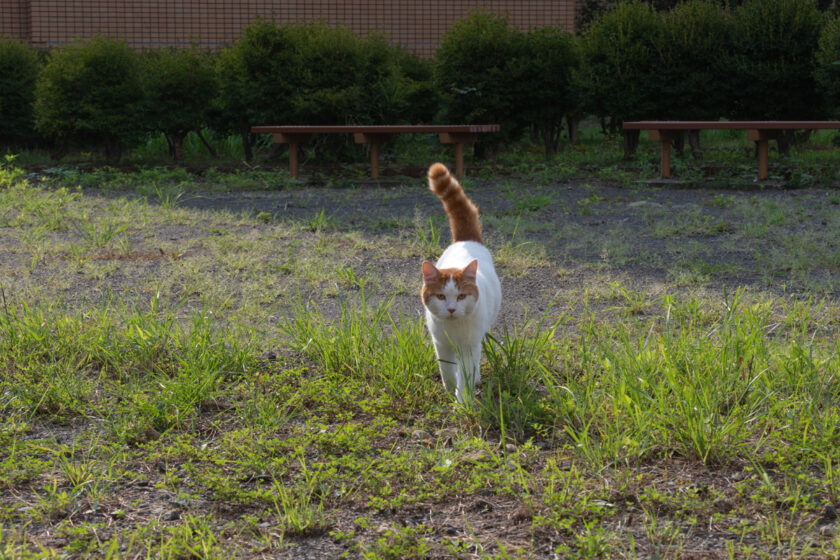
left=250, top=124, right=501, bottom=180
left=623, top=121, right=840, bottom=180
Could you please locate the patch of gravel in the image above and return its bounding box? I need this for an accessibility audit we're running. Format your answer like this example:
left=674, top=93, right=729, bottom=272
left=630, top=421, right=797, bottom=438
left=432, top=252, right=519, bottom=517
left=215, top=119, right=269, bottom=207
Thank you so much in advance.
left=175, top=178, right=840, bottom=309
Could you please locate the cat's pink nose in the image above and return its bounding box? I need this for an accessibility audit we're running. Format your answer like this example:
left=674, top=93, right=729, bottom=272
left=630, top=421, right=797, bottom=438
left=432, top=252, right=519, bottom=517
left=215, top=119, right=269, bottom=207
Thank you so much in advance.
left=447, top=307, right=456, bottom=314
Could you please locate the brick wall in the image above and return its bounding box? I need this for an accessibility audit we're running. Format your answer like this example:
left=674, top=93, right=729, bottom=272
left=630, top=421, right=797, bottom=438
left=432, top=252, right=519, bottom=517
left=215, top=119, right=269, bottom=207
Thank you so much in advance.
left=0, top=0, right=29, bottom=41
left=1, top=0, right=576, bottom=56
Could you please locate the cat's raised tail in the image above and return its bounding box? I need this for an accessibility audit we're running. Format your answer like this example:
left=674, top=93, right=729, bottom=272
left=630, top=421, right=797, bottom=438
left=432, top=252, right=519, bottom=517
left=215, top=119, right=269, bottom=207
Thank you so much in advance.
left=428, top=163, right=482, bottom=244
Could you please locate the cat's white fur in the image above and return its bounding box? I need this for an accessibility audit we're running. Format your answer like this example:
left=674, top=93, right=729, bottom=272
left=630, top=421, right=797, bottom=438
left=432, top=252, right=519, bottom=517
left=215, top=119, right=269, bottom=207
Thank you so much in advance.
left=424, top=239, right=501, bottom=403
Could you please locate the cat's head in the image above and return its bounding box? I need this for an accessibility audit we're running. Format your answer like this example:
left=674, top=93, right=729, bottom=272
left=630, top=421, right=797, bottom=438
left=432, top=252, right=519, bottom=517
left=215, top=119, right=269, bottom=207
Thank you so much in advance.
left=421, top=260, right=479, bottom=319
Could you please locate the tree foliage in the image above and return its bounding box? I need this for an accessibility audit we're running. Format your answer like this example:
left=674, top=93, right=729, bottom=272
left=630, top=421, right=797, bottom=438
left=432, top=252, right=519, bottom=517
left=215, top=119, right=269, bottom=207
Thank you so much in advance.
left=215, top=19, right=430, bottom=160
left=726, top=0, right=825, bottom=120
left=576, top=1, right=662, bottom=155
left=815, top=14, right=840, bottom=118
left=519, top=27, right=580, bottom=155
left=0, top=40, right=39, bottom=148
left=435, top=11, right=531, bottom=151
left=656, top=0, right=729, bottom=121
left=141, top=47, right=217, bottom=162
left=34, top=36, right=143, bottom=160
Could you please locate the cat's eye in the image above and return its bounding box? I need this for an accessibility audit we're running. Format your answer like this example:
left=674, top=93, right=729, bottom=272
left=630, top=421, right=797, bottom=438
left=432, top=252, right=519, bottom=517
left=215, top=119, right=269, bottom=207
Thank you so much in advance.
left=436, top=294, right=446, bottom=300
left=457, top=294, right=466, bottom=300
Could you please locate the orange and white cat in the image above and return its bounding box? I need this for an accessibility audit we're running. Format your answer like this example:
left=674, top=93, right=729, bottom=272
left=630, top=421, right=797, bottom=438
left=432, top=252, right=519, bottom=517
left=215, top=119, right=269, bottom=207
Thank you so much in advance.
left=422, top=163, right=501, bottom=403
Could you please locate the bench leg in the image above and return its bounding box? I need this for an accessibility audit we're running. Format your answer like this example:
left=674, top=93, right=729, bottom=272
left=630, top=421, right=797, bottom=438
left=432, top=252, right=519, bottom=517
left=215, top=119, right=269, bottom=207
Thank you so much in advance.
left=648, top=130, right=680, bottom=179
left=370, top=143, right=380, bottom=179
left=454, top=143, right=464, bottom=179
left=757, top=140, right=768, bottom=180
left=747, top=130, right=779, bottom=180
left=661, top=140, right=671, bottom=179
left=439, top=133, right=478, bottom=179
left=273, top=133, right=314, bottom=179
left=355, top=133, right=393, bottom=179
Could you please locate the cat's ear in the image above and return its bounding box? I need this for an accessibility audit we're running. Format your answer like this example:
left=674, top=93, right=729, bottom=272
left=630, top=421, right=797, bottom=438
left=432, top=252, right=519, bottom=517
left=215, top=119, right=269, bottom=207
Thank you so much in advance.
left=422, top=261, right=440, bottom=284
left=462, top=259, right=478, bottom=282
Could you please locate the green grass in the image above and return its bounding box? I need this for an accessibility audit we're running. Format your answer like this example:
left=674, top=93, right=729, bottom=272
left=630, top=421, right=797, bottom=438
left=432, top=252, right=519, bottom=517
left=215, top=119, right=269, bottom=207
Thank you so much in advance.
left=3, top=156, right=840, bottom=557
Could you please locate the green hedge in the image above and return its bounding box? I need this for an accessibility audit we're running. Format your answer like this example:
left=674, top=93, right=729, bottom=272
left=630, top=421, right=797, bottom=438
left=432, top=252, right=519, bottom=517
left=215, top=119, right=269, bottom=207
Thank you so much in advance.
left=34, top=36, right=143, bottom=160
left=215, top=19, right=431, bottom=160
left=577, top=0, right=830, bottom=156
left=816, top=14, right=840, bottom=119
left=0, top=40, right=40, bottom=148
left=434, top=11, right=529, bottom=151
left=726, top=0, right=825, bottom=121
left=141, top=47, right=217, bottom=163
left=433, top=12, right=580, bottom=157
left=657, top=0, right=729, bottom=121
left=576, top=1, right=662, bottom=156
left=4, top=3, right=840, bottom=164
left=519, top=27, right=580, bottom=156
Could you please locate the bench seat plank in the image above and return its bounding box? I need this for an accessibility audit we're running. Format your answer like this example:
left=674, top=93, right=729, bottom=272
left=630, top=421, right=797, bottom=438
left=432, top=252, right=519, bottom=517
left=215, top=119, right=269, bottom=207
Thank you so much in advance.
left=624, top=121, right=840, bottom=130
left=252, top=124, right=501, bottom=134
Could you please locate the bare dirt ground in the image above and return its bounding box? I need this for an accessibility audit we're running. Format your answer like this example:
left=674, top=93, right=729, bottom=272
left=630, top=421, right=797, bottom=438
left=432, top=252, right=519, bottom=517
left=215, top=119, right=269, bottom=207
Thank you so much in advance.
left=176, top=176, right=840, bottom=310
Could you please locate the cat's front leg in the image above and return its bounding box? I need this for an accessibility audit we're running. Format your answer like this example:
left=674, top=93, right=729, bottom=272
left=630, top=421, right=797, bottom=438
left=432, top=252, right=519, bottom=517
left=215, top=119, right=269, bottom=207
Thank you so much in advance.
left=433, top=339, right=462, bottom=397
left=455, top=347, right=482, bottom=403
left=463, top=340, right=483, bottom=390
left=450, top=343, right=481, bottom=403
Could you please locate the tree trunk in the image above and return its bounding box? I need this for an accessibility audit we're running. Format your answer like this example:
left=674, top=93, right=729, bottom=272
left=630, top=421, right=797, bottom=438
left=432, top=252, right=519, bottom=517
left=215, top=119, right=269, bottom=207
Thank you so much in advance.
left=540, top=122, right=561, bottom=157
left=167, top=132, right=185, bottom=163
left=688, top=130, right=701, bottom=152
left=530, top=123, right=540, bottom=144
left=474, top=140, right=487, bottom=160
left=196, top=129, right=219, bottom=158
left=268, top=143, right=284, bottom=160
left=50, top=142, right=68, bottom=162
left=104, top=136, right=122, bottom=163
left=622, top=129, right=640, bottom=158
left=566, top=111, right=581, bottom=144
left=241, top=125, right=253, bottom=162
left=776, top=130, right=794, bottom=156
left=672, top=132, right=685, bottom=156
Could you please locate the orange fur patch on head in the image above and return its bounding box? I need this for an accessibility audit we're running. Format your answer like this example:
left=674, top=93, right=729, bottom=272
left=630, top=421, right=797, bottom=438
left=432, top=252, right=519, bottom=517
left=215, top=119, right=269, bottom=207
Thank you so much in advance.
left=421, top=265, right=479, bottom=304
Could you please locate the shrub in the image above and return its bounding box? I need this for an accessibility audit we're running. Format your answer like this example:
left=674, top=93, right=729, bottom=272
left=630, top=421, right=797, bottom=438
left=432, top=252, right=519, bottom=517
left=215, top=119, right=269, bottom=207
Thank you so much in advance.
left=382, top=48, right=439, bottom=125
left=726, top=0, right=825, bottom=154
left=435, top=11, right=530, bottom=153
left=140, top=47, right=217, bottom=162
left=576, top=1, right=663, bottom=156
left=657, top=0, right=729, bottom=121
left=726, top=0, right=824, bottom=121
left=332, top=35, right=438, bottom=126
left=0, top=40, right=40, bottom=148
left=289, top=24, right=391, bottom=125
left=815, top=15, right=840, bottom=118
left=34, top=36, right=143, bottom=161
left=215, top=20, right=425, bottom=161
left=215, top=19, right=302, bottom=161
left=518, top=27, right=580, bottom=156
